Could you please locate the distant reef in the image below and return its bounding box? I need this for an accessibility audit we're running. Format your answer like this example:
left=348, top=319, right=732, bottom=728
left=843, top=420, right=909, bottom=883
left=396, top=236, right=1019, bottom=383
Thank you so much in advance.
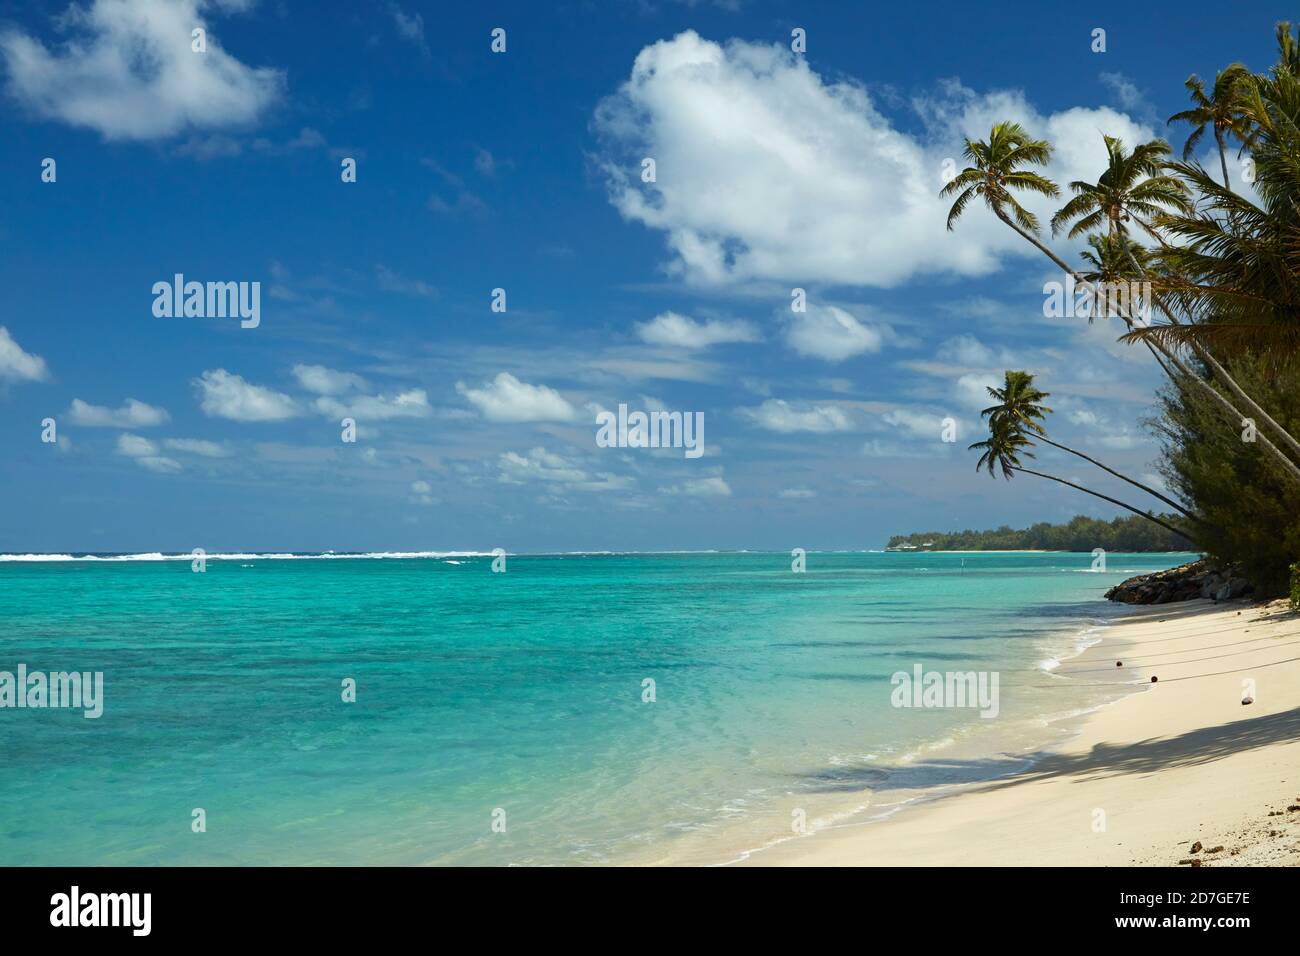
left=886, top=514, right=1191, bottom=553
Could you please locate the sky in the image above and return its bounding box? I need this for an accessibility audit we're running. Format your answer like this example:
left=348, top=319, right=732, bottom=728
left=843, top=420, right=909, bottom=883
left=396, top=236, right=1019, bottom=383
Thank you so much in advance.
left=0, top=0, right=1291, bottom=553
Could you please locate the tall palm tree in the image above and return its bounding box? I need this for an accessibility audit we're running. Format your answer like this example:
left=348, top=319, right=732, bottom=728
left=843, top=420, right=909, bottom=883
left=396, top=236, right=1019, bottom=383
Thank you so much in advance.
left=1050, top=136, right=1192, bottom=241
left=982, top=370, right=1195, bottom=519
left=1167, top=65, right=1252, bottom=189
left=969, top=415, right=1196, bottom=543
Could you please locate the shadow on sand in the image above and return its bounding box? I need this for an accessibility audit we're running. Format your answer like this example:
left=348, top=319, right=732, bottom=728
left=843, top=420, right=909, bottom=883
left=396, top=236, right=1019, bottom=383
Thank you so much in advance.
left=793, top=703, right=1300, bottom=797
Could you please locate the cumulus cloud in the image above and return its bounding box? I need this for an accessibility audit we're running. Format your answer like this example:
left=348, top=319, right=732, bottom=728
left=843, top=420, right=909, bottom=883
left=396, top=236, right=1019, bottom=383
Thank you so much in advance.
left=67, top=397, right=169, bottom=427
left=457, top=372, right=576, bottom=422
left=593, top=32, right=1154, bottom=288
left=635, top=311, right=760, bottom=349
left=314, top=389, right=431, bottom=421
left=740, top=398, right=851, bottom=433
left=0, top=327, right=49, bottom=383
left=0, top=0, right=284, bottom=141
left=784, top=305, right=887, bottom=362
left=292, top=364, right=369, bottom=395
left=194, top=369, right=299, bottom=422
left=116, top=433, right=181, bottom=473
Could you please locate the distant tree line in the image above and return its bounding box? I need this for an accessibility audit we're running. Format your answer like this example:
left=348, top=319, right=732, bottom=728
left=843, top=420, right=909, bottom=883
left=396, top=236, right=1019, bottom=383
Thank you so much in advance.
left=885, top=514, right=1193, bottom=552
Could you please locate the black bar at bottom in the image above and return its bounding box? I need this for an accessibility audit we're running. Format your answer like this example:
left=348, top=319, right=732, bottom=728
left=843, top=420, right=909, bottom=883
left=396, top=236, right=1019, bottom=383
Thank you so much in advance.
left=0, top=866, right=1284, bottom=941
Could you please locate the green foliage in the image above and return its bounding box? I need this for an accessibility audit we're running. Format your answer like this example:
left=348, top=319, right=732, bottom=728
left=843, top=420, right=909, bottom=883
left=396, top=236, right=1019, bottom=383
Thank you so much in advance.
left=1290, top=562, right=1300, bottom=609
left=885, top=514, right=1191, bottom=553
left=1150, top=355, right=1300, bottom=596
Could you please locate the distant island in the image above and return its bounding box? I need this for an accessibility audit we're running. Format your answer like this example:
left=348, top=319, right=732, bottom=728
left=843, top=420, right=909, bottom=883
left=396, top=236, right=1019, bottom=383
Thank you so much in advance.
left=885, top=514, right=1194, bottom=552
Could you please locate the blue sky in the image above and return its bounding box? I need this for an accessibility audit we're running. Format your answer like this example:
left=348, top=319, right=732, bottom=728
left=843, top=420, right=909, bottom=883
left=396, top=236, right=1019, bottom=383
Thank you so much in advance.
left=0, top=0, right=1289, bottom=552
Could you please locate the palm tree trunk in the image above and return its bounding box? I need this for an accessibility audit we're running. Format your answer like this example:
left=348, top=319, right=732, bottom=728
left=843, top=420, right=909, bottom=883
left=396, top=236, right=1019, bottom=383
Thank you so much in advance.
left=1215, top=127, right=1232, bottom=192
left=1011, top=466, right=1197, bottom=543
left=1033, top=433, right=1197, bottom=519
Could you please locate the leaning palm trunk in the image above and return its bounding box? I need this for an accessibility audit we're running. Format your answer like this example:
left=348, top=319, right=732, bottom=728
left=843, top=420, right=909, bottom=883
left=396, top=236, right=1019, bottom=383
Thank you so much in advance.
left=1033, top=433, right=1197, bottom=519
left=993, top=207, right=1300, bottom=485
left=1011, top=466, right=1196, bottom=543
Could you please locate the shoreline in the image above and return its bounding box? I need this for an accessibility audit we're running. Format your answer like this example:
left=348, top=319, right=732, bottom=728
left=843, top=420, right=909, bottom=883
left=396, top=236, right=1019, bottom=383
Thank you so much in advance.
left=737, top=598, right=1300, bottom=866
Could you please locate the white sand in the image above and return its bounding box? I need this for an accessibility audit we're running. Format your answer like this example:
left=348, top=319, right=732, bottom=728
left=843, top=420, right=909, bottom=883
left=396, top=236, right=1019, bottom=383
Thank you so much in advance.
left=742, top=599, right=1300, bottom=866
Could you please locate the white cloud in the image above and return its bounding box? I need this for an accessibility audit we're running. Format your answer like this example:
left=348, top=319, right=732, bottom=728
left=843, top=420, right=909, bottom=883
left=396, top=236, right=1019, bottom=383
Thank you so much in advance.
left=116, top=433, right=157, bottom=457
left=954, top=373, right=1000, bottom=411
left=881, top=408, right=950, bottom=440
left=594, top=32, right=1154, bottom=288
left=457, top=372, right=576, bottom=422
left=0, top=0, right=283, bottom=141
left=659, top=476, right=732, bottom=497
left=314, top=389, right=431, bottom=421
left=785, top=305, right=885, bottom=362
left=164, top=437, right=229, bottom=457
left=292, top=364, right=368, bottom=395
left=67, top=397, right=169, bottom=427
left=409, top=478, right=437, bottom=505
left=593, top=32, right=1009, bottom=287
left=0, top=327, right=49, bottom=382
left=497, top=447, right=633, bottom=492
left=194, top=369, right=300, bottom=422
left=740, top=398, right=851, bottom=433
left=635, top=311, right=760, bottom=348
left=936, top=335, right=1021, bottom=369
left=116, top=433, right=181, bottom=473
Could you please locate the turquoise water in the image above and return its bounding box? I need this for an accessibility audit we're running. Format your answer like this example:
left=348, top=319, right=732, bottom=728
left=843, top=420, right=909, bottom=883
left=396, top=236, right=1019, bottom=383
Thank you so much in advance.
left=0, top=551, right=1189, bottom=865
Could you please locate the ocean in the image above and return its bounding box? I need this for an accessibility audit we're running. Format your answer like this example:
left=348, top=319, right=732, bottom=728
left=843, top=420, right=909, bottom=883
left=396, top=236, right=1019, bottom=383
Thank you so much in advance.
left=0, top=550, right=1190, bottom=865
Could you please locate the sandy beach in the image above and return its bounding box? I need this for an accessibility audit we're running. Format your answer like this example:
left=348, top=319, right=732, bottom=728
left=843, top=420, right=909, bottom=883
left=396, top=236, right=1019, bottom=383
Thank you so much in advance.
left=744, top=598, right=1300, bottom=866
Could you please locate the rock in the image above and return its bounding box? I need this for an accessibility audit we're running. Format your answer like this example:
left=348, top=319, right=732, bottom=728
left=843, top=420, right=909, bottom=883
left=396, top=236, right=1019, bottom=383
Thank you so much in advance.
left=1191, top=840, right=1203, bottom=853
left=1116, top=661, right=1123, bottom=667
left=1206, top=846, right=1224, bottom=854
left=1242, top=696, right=1254, bottom=705
left=1151, top=676, right=1159, bottom=683
left=1105, top=559, right=1256, bottom=605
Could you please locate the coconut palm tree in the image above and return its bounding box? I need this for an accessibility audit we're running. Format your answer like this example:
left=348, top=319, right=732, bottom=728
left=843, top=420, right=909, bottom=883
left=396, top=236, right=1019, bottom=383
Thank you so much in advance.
left=982, top=370, right=1196, bottom=519
left=969, top=415, right=1196, bottom=543
left=941, top=121, right=1061, bottom=261
left=1167, top=64, right=1252, bottom=189
left=944, top=123, right=1300, bottom=484
left=1050, top=136, right=1192, bottom=241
